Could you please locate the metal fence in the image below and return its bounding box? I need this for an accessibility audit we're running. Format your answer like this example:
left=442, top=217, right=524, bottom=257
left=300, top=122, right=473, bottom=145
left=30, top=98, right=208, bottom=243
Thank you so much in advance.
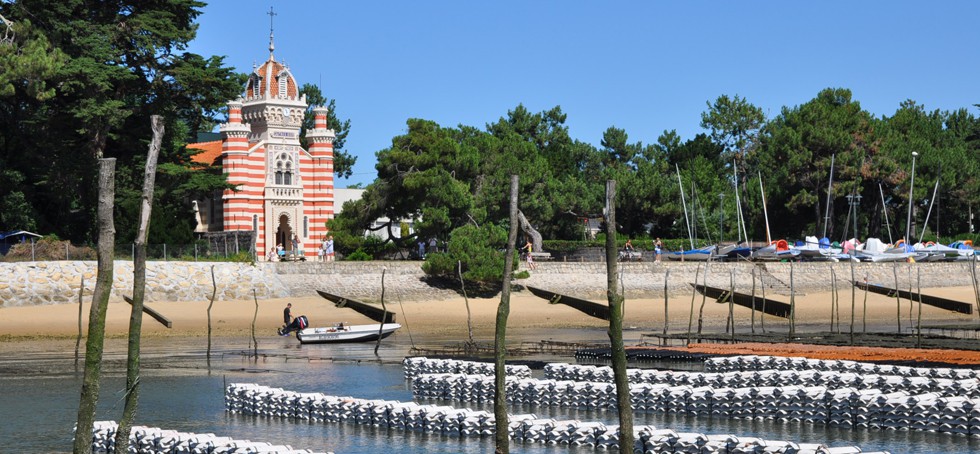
left=1, top=240, right=257, bottom=262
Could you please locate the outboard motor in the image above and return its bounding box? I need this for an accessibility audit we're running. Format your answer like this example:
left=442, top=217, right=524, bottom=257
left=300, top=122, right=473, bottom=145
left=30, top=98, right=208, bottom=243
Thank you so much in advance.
left=278, top=315, right=310, bottom=336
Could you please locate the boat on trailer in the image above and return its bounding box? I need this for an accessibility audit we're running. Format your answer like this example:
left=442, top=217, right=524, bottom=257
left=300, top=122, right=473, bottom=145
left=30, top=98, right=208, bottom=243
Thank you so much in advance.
left=297, top=322, right=401, bottom=344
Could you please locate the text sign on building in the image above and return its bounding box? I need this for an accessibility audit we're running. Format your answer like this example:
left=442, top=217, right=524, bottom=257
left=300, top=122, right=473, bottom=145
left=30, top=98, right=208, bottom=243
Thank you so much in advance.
left=271, top=131, right=295, bottom=139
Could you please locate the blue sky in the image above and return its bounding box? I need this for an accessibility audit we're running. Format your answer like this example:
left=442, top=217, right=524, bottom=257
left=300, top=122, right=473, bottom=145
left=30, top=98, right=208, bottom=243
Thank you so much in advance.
left=188, top=1, right=980, bottom=188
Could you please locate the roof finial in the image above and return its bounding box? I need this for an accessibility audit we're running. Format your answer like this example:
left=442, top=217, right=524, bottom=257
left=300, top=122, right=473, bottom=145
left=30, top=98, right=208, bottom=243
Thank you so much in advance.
left=267, top=6, right=277, bottom=59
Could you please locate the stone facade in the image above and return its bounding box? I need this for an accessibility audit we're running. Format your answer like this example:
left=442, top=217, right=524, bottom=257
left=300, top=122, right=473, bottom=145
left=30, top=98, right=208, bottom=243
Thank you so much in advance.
left=1, top=261, right=977, bottom=308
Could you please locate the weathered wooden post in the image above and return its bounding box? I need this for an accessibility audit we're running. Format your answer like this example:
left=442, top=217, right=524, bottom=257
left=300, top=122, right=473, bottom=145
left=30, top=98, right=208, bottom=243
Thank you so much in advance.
left=494, top=175, right=519, bottom=454
left=892, top=263, right=902, bottom=333
left=72, top=158, right=116, bottom=454
left=663, top=268, right=670, bottom=336
left=115, top=115, right=164, bottom=452
left=789, top=261, right=796, bottom=339
left=604, top=180, right=634, bottom=452
left=686, top=264, right=701, bottom=344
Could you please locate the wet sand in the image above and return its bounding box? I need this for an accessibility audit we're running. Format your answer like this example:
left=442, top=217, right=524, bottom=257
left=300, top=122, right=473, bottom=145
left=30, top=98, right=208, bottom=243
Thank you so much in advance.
left=1, top=286, right=976, bottom=349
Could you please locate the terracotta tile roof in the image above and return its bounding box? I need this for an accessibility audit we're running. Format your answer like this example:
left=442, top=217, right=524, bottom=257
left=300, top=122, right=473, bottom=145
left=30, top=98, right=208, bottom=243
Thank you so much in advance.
left=247, top=59, right=298, bottom=99
left=188, top=140, right=223, bottom=166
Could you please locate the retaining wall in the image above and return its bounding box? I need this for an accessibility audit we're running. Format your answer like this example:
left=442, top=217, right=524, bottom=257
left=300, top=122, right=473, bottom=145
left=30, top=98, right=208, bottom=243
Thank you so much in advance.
left=1, top=260, right=976, bottom=307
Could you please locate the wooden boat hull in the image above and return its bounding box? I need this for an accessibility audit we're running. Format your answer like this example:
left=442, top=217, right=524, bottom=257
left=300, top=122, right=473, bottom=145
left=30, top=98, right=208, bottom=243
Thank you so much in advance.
left=853, top=281, right=972, bottom=315
left=316, top=290, right=396, bottom=323
left=297, top=323, right=401, bottom=344
left=526, top=285, right=610, bottom=320
left=692, top=283, right=791, bottom=318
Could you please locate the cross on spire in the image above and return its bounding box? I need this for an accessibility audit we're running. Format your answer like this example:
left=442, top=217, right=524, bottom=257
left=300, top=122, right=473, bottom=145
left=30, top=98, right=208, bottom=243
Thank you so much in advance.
left=267, top=6, right=277, bottom=58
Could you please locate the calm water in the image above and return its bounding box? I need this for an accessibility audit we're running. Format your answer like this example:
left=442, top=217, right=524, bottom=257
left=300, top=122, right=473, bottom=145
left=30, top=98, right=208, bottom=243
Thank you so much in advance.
left=2, top=334, right=979, bottom=453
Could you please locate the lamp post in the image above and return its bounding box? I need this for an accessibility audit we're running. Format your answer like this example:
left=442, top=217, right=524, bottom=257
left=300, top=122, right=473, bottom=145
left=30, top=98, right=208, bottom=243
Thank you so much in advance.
left=905, top=151, right=918, bottom=247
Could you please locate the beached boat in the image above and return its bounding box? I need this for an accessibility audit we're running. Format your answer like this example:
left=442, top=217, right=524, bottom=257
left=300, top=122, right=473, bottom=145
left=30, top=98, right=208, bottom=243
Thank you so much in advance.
left=752, top=240, right=800, bottom=261
left=854, top=238, right=919, bottom=262
left=297, top=322, right=401, bottom=344
left=664, top=244, right=717, bottom=261
left=795, top=236, right=846, bottom=261
left=914, top=242, right=975, bottom=262
left=282, top=290, right=401, bottom=344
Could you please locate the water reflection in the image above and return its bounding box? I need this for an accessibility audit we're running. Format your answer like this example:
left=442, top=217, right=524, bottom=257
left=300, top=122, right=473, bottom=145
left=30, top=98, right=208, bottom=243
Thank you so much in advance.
left=2, top=336, right=979, bottom=453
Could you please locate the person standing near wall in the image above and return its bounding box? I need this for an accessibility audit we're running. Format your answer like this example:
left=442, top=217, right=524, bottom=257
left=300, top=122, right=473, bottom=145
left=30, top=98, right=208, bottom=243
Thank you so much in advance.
left=523, top=240, right=536, bottom=270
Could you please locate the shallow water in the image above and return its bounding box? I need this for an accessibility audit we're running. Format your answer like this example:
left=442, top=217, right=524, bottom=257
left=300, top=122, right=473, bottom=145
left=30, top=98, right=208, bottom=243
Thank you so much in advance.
left=2, top=334, right=979, bottom=453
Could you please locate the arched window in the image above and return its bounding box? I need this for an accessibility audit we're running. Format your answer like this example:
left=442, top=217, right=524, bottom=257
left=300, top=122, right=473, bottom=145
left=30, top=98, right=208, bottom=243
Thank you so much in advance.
left=278, top=75, right=288, bottom=98
left=274, top=153, right=294, bottom=186
left=253, top=215, right=258, bottom=233
left=303, top=216, right=308, bottom=237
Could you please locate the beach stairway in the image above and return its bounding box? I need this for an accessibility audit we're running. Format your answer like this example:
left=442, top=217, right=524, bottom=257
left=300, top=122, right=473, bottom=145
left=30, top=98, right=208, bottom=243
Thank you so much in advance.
left=753, top=263, right=796, bottom=296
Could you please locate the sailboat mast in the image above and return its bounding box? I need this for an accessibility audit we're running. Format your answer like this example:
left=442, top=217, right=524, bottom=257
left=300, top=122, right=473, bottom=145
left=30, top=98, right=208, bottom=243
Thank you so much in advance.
left=879, top=183, right=893, bottom=244
left=918, top=179, right=940, bottom=243
left=759, top=171, right=772, bottom=244
left=822, top=154, right=835, bottom=239
left=676, top=163, right=694, bottom=250
left=734, top=161, right=747, bottom=244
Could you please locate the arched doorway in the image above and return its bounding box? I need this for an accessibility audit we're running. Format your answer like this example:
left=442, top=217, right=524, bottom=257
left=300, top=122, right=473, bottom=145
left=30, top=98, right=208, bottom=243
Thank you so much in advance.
left=276, top=214, right=294, bottom=252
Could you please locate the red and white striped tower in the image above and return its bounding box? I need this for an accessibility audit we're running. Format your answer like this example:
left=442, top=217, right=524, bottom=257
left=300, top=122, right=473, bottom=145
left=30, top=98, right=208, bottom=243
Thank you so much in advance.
left=304, top=106, right=336, bottom=244
left=219, top=99, right=255, bottom=233
left=196, top=19, right=340, bottom=260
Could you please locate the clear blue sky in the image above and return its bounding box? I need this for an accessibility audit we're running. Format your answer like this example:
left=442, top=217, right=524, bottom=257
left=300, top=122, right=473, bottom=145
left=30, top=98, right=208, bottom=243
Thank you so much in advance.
left=188, top=1, right=980, bottom=188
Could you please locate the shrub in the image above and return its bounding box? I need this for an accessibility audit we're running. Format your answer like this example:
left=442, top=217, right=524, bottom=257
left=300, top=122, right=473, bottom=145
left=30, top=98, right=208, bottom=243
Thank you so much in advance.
left=345, top=249, right=372, bottom=261
left=422, top=223, right=518, bottom=285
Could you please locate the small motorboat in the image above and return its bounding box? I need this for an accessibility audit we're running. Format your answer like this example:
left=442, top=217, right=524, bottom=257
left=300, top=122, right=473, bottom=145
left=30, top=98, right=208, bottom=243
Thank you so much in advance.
left=297, top=322, right=401, bottom=344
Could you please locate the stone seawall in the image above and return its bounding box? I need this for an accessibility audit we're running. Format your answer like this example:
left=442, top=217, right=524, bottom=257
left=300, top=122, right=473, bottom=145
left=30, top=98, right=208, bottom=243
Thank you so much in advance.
left=1, top=260, right=977, bottom=307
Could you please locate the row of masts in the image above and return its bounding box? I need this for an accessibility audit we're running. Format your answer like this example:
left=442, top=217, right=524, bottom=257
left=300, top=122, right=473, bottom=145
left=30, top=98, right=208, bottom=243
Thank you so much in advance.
left=676, top=154, right=945, bottom=248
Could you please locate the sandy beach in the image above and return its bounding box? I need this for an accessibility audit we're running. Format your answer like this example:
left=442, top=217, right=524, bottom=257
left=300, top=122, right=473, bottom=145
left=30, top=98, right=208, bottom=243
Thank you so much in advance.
left=1, top=286, right=976, bottom=341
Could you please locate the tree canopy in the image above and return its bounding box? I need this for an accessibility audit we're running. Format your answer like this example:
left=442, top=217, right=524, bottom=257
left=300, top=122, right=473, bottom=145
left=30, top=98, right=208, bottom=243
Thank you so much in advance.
left=333, top=92, right=980, bottom=259
left=2, top=1, right=979, bottom=254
